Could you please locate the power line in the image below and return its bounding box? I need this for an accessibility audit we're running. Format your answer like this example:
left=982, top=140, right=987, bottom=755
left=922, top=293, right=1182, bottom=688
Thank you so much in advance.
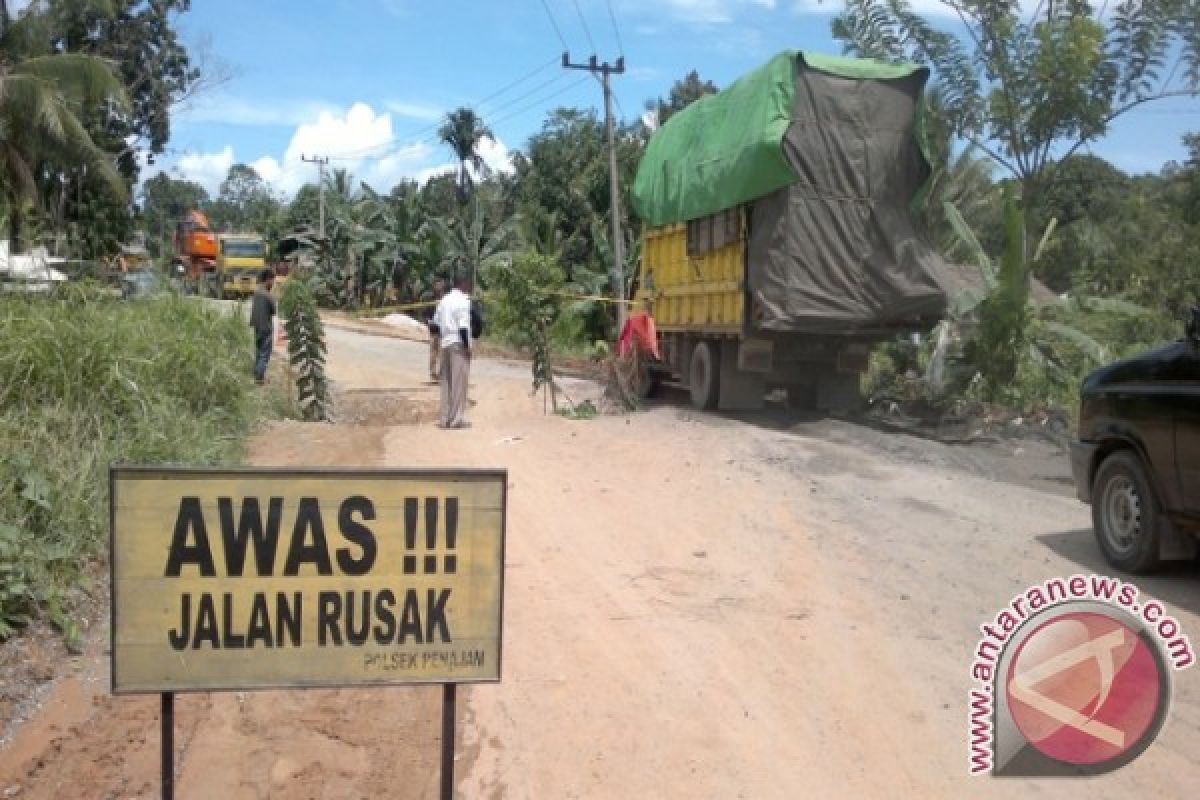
left=336, top=76, right=592, bottom=165
left=484, top=76, right=592, bottom=128
left=327, top=57, right=563, bottom=162
left=474, top=55, right=561, bottom=110
left=572, top=0, right=597, bottom=53
left=480, top=71, right=573, bottom=119
left=538, top=0, right=571, bottom=51
left=605, top=0, right=625, bottom=57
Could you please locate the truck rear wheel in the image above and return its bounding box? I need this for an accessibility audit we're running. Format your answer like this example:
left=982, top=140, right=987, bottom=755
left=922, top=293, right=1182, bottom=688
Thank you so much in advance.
left=636, top=364, right=662, bottom=399
left=689, top=340, right=720, bottom=410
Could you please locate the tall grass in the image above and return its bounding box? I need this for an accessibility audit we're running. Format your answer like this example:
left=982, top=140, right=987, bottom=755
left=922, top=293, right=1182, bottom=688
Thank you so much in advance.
left=0, top=287, right=284, bottom=640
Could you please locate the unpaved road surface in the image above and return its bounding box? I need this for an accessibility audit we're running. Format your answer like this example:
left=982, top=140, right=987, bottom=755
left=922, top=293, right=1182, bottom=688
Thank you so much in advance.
left=2, top=324, right=1198, bottom=798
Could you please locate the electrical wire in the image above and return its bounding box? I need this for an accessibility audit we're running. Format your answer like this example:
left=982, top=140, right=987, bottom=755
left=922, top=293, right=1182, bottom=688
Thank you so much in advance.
left=334, top=75, right=592, bottom=165
left=572, top=0, right=597, bottom=53
left=326, top=57, right=563, bottom=162
left=488, top=76, right=592, bottom=128
left=538, top=0, right=571, bottom=52
left=605, top=0, right=625, bottom=57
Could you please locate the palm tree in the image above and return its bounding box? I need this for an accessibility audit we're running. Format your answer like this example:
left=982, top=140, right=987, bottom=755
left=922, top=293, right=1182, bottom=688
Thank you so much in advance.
left=428, top=185, right=517, bottom=288
left=438, top=107, right=492, bottom=205
left=0, top=15, right=126, bottom=248
left=324, top=167, right=357, bottom=204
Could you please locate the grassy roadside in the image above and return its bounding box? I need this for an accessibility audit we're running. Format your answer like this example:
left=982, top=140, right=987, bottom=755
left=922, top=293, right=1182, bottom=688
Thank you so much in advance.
left=0, top=287, right=291, bottom=643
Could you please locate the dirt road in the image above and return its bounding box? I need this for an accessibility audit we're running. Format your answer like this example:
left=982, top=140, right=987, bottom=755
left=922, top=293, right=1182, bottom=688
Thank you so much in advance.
left=2, top=324, right=1198, bottom=798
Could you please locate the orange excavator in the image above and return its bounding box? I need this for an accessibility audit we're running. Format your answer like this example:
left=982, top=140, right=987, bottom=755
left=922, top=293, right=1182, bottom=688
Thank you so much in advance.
left=173, top=210, right=219, bottom=296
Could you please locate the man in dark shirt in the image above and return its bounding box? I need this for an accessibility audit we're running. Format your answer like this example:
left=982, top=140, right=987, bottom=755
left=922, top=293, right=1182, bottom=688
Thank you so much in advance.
left=249, top=269, right=276, bottom=384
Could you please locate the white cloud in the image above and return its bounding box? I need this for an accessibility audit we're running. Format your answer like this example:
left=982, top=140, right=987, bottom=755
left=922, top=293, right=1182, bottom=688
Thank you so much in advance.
left=476, top=136, right=514, bottom=175
left=656, top=0, right=779, bottom=24
left=172, top=103, right=511, bottom=198
left=385, top=101, right=443, bottom=121
left=177, top=146, right=236, bottom=195
left=177, top=95, right=336, bottom=128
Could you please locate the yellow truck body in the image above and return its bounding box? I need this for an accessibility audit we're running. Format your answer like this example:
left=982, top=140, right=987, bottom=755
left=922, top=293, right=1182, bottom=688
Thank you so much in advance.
left=638, top=222, right=744, bottom=333
left=217, top=234, right=266, bottom=299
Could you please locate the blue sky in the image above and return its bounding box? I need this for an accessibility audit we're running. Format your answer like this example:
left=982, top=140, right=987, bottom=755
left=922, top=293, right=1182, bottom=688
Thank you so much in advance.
left=154, top=0, right=1199, bottom=198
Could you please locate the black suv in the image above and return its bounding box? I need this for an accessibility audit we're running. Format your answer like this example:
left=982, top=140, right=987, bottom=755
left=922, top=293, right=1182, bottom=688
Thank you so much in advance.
left=1071, top=309, right=1200, bottom=573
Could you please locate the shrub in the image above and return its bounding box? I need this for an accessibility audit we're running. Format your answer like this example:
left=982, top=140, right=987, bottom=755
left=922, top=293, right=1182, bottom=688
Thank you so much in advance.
left=0, top=287, right=277, bottom=640
left=279, top=279, right=330, bottom=421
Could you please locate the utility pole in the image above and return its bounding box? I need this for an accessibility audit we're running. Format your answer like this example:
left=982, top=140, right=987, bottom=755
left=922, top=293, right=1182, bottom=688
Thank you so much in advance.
left=301, top=154, right=329, bottom=239
left=563, top=52, right=628, bottom=330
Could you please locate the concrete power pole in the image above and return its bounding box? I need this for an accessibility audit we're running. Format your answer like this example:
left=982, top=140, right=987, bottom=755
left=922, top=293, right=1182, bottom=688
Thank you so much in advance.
left=563, top=53, right=628, bottom=330
left=301, top=154, right=329, bottom=239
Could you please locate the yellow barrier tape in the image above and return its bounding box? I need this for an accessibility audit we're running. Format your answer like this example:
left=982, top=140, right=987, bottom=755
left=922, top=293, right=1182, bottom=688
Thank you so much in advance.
left=356, top=290, right=635, bottom=319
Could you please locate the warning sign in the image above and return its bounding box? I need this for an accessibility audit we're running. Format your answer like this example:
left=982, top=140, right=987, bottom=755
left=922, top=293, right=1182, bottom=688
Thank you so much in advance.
left=110, top=468, right=505, bottom=694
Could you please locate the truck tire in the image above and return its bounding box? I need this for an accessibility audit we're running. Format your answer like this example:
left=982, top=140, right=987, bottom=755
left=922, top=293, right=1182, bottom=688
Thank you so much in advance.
left=1092, top=450, right=1161, bottom=573
left=689, top=340, right=720, bottom=410
left=636, top=364, right=662, bottom=399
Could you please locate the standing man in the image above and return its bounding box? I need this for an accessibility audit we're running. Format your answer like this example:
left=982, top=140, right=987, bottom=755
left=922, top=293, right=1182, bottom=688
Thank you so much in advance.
left=432, top=275, right=473, bottom=428
left=426, top=277, right=446, bottom=383
left=249, top=268, right=276, bottom=385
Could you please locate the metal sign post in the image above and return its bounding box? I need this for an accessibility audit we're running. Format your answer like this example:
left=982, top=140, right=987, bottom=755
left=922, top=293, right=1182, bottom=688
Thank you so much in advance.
left=441, top=683, right=457, bottom=799
left=161, top=692, right=174, bottom=800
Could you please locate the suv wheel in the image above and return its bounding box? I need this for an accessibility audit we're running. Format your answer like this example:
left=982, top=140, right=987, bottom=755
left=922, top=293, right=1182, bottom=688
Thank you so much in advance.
left=1092, top=451, right=1161, bottom=573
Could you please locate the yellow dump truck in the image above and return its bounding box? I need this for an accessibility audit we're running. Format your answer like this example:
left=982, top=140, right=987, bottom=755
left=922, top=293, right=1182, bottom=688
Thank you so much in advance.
left=631, top=51, right=948, bottom=411
left=216, top=234, right=266, bottom=299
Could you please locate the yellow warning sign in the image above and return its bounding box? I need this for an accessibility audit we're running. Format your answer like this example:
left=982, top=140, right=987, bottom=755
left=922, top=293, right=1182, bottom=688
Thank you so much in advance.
left=110, top=468, right=505, bottom=694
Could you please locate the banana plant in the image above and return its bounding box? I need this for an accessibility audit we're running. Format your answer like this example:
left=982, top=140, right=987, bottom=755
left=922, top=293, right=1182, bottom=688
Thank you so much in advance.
left=928, top=196, right=1141, bottom=399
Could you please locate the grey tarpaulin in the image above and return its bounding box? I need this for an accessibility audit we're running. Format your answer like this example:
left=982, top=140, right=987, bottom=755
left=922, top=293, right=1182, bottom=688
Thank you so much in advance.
left=746, top=61, right=948, bottom=333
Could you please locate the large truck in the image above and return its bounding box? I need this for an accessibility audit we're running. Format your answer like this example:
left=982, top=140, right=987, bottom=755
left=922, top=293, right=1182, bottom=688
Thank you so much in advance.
left=173, top=210, right=219, bottom=295
left=215, top=233, right=267, bottom=299
left=630, top=51, right=949, bottom=412
left=172, top=211, right=267, bottom=299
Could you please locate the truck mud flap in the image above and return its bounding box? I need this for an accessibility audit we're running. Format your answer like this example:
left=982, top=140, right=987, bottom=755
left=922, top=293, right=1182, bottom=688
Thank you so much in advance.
left=719, top=340, right=765, bottom=411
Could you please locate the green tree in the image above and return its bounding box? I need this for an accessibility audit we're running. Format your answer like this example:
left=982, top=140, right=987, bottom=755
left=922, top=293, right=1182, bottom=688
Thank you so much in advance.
left=1031, top=154, right=1131, bottom=291
left=1177, top=132, right=1200, bottom=224
left=438, top=107, right=492, bottom=203
left=284, top=184, right=321, bottom=231
left=0, top=9, right=126, bottom=248
left=209, top=163, right=282, bottom=237
left=515, top=107, right=644, bottom=340
left=487, top=250, right=568, bottom=410
left=139, top=171, right=208, bottom=257
left=832, top=1, right=1200, bottom=237
left=42, top=1, right=201, bottom=255
left=648, top=70, right=718, bottom=126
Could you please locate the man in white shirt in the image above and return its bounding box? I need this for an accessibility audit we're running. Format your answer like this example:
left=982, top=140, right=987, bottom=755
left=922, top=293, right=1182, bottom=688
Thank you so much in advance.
left=432, top=276, right=473, bottom=428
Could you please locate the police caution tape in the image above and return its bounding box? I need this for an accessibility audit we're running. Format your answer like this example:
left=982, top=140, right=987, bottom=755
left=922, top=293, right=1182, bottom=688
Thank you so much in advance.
left=110, top=468, right=506, bottom=693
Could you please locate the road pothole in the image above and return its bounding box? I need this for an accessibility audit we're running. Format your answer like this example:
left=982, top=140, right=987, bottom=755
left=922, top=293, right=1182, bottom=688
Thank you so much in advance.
left=333, top=388, right=439, bottom=426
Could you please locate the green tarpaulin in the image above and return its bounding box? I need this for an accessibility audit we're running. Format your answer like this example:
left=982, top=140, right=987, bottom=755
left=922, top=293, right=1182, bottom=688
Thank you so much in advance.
left=632, top=51, right=928, bottom=227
